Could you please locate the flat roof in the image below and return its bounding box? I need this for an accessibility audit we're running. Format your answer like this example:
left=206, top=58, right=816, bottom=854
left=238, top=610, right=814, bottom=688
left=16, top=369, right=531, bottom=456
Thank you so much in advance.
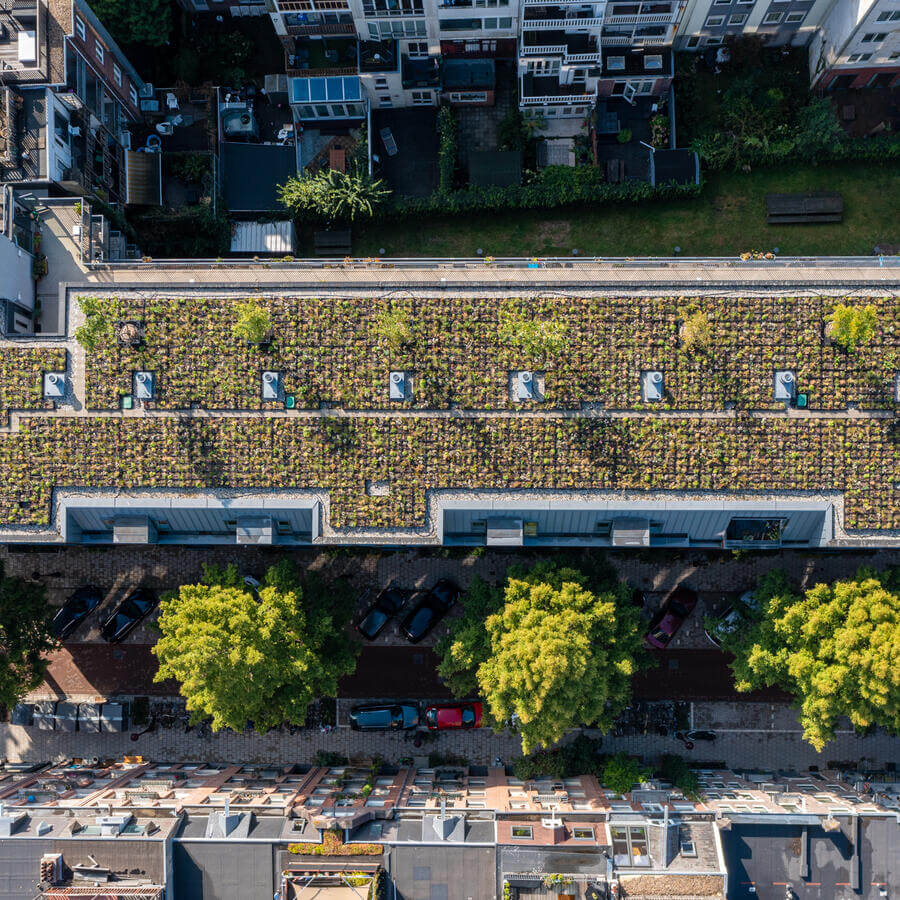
left=221, top=143, right=297, bottom=212
left=0, top=290, right=896, bottom=543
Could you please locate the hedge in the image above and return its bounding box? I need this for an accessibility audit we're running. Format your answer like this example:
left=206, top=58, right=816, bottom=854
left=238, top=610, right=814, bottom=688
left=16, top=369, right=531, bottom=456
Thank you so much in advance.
left=382, top=165, right=702, bottom=221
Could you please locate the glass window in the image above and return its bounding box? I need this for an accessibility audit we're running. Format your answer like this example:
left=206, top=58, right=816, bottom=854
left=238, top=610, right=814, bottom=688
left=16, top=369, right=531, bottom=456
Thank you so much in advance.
left=511, top=825, right=533, bottom=839
left=785, top=12, right=804, bottom=22
left=129, top=85, right=138, bottom=106
left=95, top=41, right=104, bottom=63
left=113, top=63, right=122, bottom=86
left=645, top=54, right=662, bottom=69
left=572, top=827, right=594, bottom=840
left=763, top=11, right=782, bottom=23
left=608, top=56, right=626, bottom=69
left=725, top=517, right=785, bottom=544
left=75, top=16, right=86, bottom=40
left=728, top=12, right=747, bottom=24
left=706, top=15, right=725, bottom=25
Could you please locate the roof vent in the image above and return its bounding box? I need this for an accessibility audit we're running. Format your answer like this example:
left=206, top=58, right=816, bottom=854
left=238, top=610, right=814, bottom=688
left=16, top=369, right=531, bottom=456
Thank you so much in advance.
left=262, top=371, right=281, bottom=402
left=389, top=370, right=408, bottom=401
left=133, top=371, right=155, bottom=400
left=641, top=370, right=664, bottom=402
left=774, top=370, right=796, bottom=403
left=43, top=372, right=67, bottom=400
left=513, top=370, right=542, bottom=402
left=96, top=813, right=132, bottom=836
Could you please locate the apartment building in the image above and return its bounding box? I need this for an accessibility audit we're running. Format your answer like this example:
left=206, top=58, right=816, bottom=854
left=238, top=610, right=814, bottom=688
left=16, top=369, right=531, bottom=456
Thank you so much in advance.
left=0, top=0, right=147, bottom=207
left=1, top=758, right=898, bottom=900
left=808, top=0, right=900, bottom=89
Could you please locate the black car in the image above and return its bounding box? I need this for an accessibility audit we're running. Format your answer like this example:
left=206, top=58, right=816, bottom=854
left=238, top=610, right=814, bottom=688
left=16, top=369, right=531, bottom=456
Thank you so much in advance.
left=399, top=578, right=461, bottom=643
left=349, top=703, right=419, bottom=731
left=356, top=586, right=410, bottom=641
left=100, top=588, right=158, bottom=643
left=52, top=586, right=103, bottom=640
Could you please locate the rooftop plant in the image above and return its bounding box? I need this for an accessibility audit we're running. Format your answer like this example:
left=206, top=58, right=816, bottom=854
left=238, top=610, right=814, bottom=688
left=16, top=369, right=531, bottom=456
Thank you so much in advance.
left=826, top=302, right=878, bottom=352
left=231, top=299, right=272, bottom=346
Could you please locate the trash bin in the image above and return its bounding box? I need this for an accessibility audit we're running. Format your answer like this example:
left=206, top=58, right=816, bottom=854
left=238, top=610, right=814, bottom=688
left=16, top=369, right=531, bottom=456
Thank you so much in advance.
left=33, top=701, right=57, bottom=731
left=9, top=704, right=34, bottom=726
left=54, top=701, right=79, bottom=732
left=100, top=702, right=127, bottom=733
left=78, top=703, right=102, bottom=733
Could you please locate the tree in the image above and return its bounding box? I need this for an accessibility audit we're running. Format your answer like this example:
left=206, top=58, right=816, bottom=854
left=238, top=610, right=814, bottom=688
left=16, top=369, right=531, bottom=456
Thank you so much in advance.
left=232, top=299, right=272, bottom=345
left=826, top=303, right=878, bottom=352
left=473, top=562, right=643, bottom=754
left=722, top=568, right=900, bottom=751
left=437, top=576, right=504, bottom=698
left=278, top=170, right=390, bottom=225
left=75, top=296, right=113, bottom=352
left=89, top=0, right=172, bottom=48
left=0, top=563, right=56, bottom=710
left=152, top=562, right=358, bottom=732
left=602, top=753, right=651, bottom=794
left=678, top=304, right=712, bottom=353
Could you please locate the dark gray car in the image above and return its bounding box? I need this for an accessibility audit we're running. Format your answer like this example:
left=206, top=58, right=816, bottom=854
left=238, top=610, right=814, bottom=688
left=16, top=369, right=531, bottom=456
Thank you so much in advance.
left=348, top=703, right=419, bottom=731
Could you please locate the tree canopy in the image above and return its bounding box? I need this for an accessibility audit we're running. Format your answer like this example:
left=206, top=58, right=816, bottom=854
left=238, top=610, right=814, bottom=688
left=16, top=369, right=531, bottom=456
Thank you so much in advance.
left=152, top=561, right=358, bottom=732
left=278, top=170, right=390, bottom=225
left=722, top=568, right=900, bottom=750
left=89, top=0, right=173, bottom=49
left=0, top=563, right=56, bottom=710
left=442, top=562, right=642, bottom=754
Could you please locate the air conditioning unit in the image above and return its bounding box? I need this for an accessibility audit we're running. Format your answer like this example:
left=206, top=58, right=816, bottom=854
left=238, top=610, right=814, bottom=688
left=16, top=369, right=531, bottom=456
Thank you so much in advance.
left=389, top=370, right=406, bottom=401
left=139, top=82, right=155, bottom=98
left=133, top=370, right=155, bottom=400
left=515, top=370, right=537, bottom=401
left=774, top=370, right=796, bottom=403
left=43, top=372, right=66, bottom=400
left=641, top=369, right=664, bottom=402
left=262, top=370, right=280, bottom=401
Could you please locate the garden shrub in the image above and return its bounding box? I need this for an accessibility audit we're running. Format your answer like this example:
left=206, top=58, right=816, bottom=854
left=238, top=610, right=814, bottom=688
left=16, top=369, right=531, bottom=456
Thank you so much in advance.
left=678, top=304, right=713, bottom=353
left=827, top=303, right=878, bottom=352
left=438, top=107, right=458, bottom=195
left=510, top=735, right=605, bottom=781
left=231, top=299, right=272, bottom=345
left=657, top=753, right=700, bottom=798
left=75, top=296, right=114, bottom=352
left=601, top=752, right=651, bottom=794
left=373, top=307, right=414, bottom=353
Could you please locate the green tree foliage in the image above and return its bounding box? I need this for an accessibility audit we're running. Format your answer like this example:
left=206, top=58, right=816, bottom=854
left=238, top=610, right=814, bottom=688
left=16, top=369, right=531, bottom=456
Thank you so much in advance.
left=437, top=107, right=458, bottom=195
left=510, top=735, right=604, bottom=781
left=372, top=307, right=414, bottom=354
left=90, top=0, right=172, bottom=48
left=602, top=753, right=651, bottom=794
left=0, top=563, right=56, bottom=710
left=152, top=562, right=358, bottom=732
left=474, top=562, right=643, bottom=754
left=826, top=303, right=878, bottom=352
left=278, top=170, right=390, bottom=224
left=678, top=304, right=712, bottom=353
left=232, top=299, right=272, bottom=345
left=75, top=297, right=113, bottom=352
left=499, top=311, right=569, bottom=361
left=437, top=576, right=504, bottom=698
left=722, top=568, right=900, bottom=751
left=657, top=754, right=700, bottom=798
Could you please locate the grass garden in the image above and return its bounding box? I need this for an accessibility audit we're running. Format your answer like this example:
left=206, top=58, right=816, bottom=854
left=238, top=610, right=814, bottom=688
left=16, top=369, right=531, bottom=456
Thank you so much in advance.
left=0, top=349, right=67, bottom=425
left=0, top=416, right=895, bottom=532
left=76, top=294, right=898, bottom=412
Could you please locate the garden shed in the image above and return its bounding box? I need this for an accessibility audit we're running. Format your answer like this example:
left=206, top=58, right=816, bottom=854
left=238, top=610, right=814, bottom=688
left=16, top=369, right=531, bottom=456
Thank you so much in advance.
left=230, top=221, right=295, bottom=255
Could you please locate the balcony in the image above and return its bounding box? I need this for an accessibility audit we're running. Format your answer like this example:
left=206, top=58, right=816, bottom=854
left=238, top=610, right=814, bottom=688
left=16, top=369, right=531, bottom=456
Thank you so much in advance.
left=359, top=40, right=399, bottom=72
left=286, top=21, right=356, bottom=35
left=522, top=30, right=600, bottom=61
left=522, top=8, right=604, bottom=29
left=604, top=12, right=674, bottom=23
left=520, top=73, right=594, bottom=102
left=286, top=37, right=358, bottom=76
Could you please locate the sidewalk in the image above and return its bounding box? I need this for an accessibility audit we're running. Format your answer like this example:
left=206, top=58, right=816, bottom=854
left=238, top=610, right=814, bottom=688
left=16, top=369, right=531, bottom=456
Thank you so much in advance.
left=1, top=703, right=896, bottom=770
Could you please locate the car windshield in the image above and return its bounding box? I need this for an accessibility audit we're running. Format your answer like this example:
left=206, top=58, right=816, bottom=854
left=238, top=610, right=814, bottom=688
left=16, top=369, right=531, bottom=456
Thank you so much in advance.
left=409, top=607, right=432, bottom=632
left=461, top=708, right=475, bottom=726
left=425, top=709, right=437, bottom=726
left=669, top=601, right=689, bottom=617
left=363, top=609, right=388, bottom=629
left=391, top=708, right=404, bottom=727
left=130, top=592, right=155, bottom=614
left=652, top=630, right=670, bottom=643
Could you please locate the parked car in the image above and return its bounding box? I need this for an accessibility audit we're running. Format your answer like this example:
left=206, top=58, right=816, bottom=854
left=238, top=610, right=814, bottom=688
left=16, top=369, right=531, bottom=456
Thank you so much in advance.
left=356, top=586, right=410, bottom=641
left=348, top=703, right=419, bottom=731
left=52, top=585, right=103, bottom=640
left=100, top=588, right=159, bottom=643
left=704, top=589, right=761, bottom=647
left=399, top=578, right=461, bottom=643
left=424, top=702, right=483, bottom=731
left=644, top=586, right=698, bottom=650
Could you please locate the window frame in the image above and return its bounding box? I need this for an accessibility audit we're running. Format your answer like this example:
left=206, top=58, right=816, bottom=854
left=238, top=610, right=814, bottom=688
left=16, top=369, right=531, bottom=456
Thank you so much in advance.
left=510, top=825, right=533, bottom=840
left=705, top=15, right=725, bottom=26
left=74, top=15, right=86, bottom=41
left=95, top=40, right=104, bottom=64
left=728, top=12, right=747, bottom=24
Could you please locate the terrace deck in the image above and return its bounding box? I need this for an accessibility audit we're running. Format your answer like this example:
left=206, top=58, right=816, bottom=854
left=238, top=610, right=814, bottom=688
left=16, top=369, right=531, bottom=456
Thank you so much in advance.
left=0, top=293, right=896, bottom=537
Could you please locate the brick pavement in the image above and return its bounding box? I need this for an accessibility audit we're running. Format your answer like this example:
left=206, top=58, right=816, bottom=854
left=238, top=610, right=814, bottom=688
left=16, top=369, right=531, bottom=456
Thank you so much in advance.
left=1, top=703, right=897, bottom=769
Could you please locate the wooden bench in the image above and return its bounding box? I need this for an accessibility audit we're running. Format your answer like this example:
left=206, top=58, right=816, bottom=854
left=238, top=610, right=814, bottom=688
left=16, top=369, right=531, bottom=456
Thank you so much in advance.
left=765, top=192, right=843, bottom=225
left=313, top=229, right=352, bottom=256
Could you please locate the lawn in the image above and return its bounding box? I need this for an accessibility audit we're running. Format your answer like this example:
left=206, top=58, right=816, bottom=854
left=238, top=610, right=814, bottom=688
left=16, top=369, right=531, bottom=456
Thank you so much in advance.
left=351, top=163, right=899, bottom=258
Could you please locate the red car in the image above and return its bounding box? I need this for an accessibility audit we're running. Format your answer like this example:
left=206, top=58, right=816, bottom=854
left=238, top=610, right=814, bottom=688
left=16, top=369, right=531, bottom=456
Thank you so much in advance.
left=644, top=586, right=698, bottom=650
left=424, top=702, right=483, bottom=731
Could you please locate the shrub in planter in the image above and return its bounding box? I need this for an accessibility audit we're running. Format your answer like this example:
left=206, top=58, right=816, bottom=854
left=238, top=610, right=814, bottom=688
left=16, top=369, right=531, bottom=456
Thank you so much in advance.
left=826, top=303, right=877, bottom=352
left=678, top=305, right=713, bottom=353
left=617, top=128, right=632, bottom=144
left=232, top=299, right=272, bottom=345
